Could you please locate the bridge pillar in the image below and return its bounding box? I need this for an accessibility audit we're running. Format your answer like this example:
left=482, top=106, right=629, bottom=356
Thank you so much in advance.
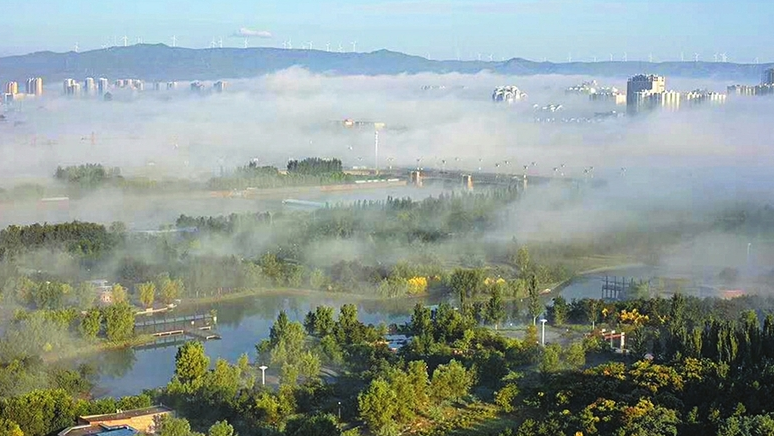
left=462, top=174, right=473, bottom=191
left=522, top=174, right=528, bottom=191
left=410, top=171, right=423, bottom=187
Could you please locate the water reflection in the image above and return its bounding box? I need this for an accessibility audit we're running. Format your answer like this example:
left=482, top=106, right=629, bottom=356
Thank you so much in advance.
left=94, top=292, right=419, bottom=397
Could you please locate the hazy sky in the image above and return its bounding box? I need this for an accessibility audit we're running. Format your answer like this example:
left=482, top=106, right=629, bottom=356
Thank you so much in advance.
left=2, top=0, right=772, bottom=62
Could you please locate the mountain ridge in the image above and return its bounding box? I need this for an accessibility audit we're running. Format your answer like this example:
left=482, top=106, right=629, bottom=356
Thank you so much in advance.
left=0, top=44, right=769, bottom=84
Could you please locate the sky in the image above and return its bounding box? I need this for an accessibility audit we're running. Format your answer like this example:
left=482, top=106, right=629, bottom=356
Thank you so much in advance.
left=1, top=0, right=772, bottom=62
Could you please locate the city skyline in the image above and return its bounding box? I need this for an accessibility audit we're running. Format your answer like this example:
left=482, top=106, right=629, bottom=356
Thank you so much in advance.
left=3, top=0, right=773, bottom=63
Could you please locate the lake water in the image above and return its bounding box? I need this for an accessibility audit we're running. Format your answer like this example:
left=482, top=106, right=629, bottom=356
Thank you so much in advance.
left=92, top=292, right=417, bottom=397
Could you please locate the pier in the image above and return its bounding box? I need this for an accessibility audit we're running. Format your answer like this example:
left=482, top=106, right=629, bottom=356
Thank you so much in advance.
left=134, top=313, right=221, bottom=347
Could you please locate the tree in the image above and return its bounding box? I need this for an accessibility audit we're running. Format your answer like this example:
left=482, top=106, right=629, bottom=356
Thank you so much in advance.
left=208, top=420, right=234, bottom=436
left=73, top=282, right=95, bottom=308
left=495, top=384, right=519, bottom=413
left=79, top=308, right=102, bottom=339
left=430, top=360, right=474, bottom=403
left=111, top=283, right=127, bottom=303
left=138, top=282, right=156, bottom=308
left=485, top=286, right=506, bottom=329
left=548, top=296, right=568, bottom=326
left=0, top=419, right=23, bottom=436
left=564, top=342, right=586, bottom=369
left=160, top=278, right=183, bottom=305
left=514, top=246, right=531, bottom=277
left=309, top=268, right=328, bottom=289
left=358, top=379, right=397, bottom=435
left=159, top=416, right=193, bottom=436
left=304, top=306, right=335, bottom=337
left=104, top=302, right=134, bottom=341
left=539, top=344, right=562, bottom=374
left=527, top=274, right=541, bottom=325
left=449, top=268, right=485, bottom=304
left=175, top=341, right=210, bottom=384
left=407, top=361, right=430, bottom=413
left=285, top=414, right=341, bottom=436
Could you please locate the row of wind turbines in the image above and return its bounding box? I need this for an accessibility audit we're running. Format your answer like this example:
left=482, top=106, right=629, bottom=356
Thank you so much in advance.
left=280, top=40, right=359, bottom=53
left=74, top=35, right=361, bottom=53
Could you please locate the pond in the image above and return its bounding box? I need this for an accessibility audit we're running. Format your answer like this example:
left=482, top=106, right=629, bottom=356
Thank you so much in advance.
left=91, top=292, right=420, bottom=397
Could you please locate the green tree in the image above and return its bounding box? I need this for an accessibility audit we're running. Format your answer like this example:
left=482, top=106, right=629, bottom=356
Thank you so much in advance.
left=309, top=268, right=328, bottom=289
left=138, top=282, right=156, bottom=308
left=0, top=418, right=23, bottom=436
left=79, top=308, right=102, bottom=339
left=175, top=341, right=210, bottom=384
left=159, top=277, right=183, bottom=305
left=449, top=268, right=485, bottom=304
left=539, top=343, right=562, bottom=374
left=304, top=306, right=335, bottom=337
left=208, top=420, right=234, bottom=436
left=485, top=286, right=506, bottom=329
left=407, top=360, right=430, bottom=413
left=159, top=416, right=193, bottom=436
left=111, top=283, right=127, bottom=304
left=564, top=342, right=586, bottom=369
left=73, top=282, right=96, bottom=308
left=430, top=360, right=474, bottom=403
left=494, top=384, right=519, bottom=413
left=358, top=379, right=398, bottom=435
left=514, top=246, right=531, bottom=277
left=103, top=302, right=134, bottom=341
left=548, top=296, right=568, bottom=326
left=285, top=414, right=341, bottom=436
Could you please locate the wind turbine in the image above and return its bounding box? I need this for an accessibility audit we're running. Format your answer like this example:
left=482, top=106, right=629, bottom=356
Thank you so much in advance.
left=282, top=41, right=287, bottom=49
left=74, top=42, right=79, bottom=53
left=338, top=42, right=343, bottom=53
left=326, top=42, right=330, bottom=52
left=488, top=53, right=494, bottom=62
left=623, top=52, right=627, bottom=62
left=609, top=53, right=613, bottom=62
left=287, top=38, right=292, bottom=49
left=171, top=35, right=177, bottom=47
left=567, top=53, right=572, bottom=62
left=680, top=52, right=684, bottom=62
left=243, top=39, right=248, bottom=49
left=694, top=53, right=699, bottom=62
left=755, top=57, right=760, bottom=64
left=210, top=38, right=216, bottom=48
left=713, top=53, right=718, bottom=62
left=219, top=38, right=223, bottom=48
left=136, top=37, right=143, bottom=44
left=122, top=35, right=128, bottom=47
left=648, top=53, right=653, bottom=63
left=721, top=53, right=727, bottom=62
left=351, top=41, right=357, bottom=52
left=308, top=41, right=313, bottom=50
left=477, top=53, right=482, bottom=61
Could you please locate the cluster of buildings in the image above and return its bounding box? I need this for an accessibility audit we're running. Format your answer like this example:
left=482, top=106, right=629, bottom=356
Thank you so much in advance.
left=2, top=77, right=43, bottom=103
left=58, top=405, right=173, bottom=436
left=566, top=80, right=627, bottom=105
left=727, top=68, right=774, bottom=96
left=626, top=74, right=726, bottom=115
left=190, top=80, right=227, bottom=94
left=492, top=85, right=527, bottom=104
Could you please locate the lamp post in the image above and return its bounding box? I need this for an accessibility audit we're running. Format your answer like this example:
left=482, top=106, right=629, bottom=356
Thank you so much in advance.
left=540, top=318, right=547, bottom=346
left=337, top=401, right=342, bottom=420
left=258, top=365, right=268, bottom=386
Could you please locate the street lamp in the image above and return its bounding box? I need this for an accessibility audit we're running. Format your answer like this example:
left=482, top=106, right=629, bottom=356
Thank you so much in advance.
left=539, top=318, right=547, bottom=346
left=258, top=365, right=268, bottom=386
left=338, top=401, right=342, bottom=420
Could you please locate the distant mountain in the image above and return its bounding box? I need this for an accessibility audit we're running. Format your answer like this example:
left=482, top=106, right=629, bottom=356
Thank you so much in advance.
left=0, top=44, right=769, bottom=84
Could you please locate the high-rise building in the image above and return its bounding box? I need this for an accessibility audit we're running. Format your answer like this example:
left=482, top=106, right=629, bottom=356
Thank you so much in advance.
left=190, top=81, right=204, bottom=93
left=115, top=79, right=126, bottom=88
left=132, top=80, right=144, bottom=92
left=84, top=77, right=95, bottom=95
left=213, top=81, right=227, bottom=93
left=63, top=79, right=76, bottom=95
left=97, top=78, right=109, bottom=95
left=4, top=81, right=18, bottom=95
left=70, top=82, right=81, bottom=95
left=653, top=90, right=682, bottom=111
left=153, top=82, right=161, bottom=91
left=626, top=74, right=666, bottom=115
left=25, top=77, right=43, bottom=96
left=684, top=90, right=726, bottom=106
left=763, top=68, right=774, bottom=85
left=167, top=81, right=177, bottom=90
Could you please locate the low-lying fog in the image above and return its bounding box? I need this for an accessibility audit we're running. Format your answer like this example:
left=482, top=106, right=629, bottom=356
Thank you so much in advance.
left=2, top=69, right=774, bottom=286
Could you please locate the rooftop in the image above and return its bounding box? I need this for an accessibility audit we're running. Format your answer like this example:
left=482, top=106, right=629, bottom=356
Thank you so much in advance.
left=80, top=405, right=173, bottom=424
left=59, top=424, right=138, bottom=436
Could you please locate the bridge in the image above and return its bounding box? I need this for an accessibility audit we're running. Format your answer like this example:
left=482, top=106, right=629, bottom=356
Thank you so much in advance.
left=134, top=313, right=221, bottom=345
left=395, top=167, right=606, bottom=190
